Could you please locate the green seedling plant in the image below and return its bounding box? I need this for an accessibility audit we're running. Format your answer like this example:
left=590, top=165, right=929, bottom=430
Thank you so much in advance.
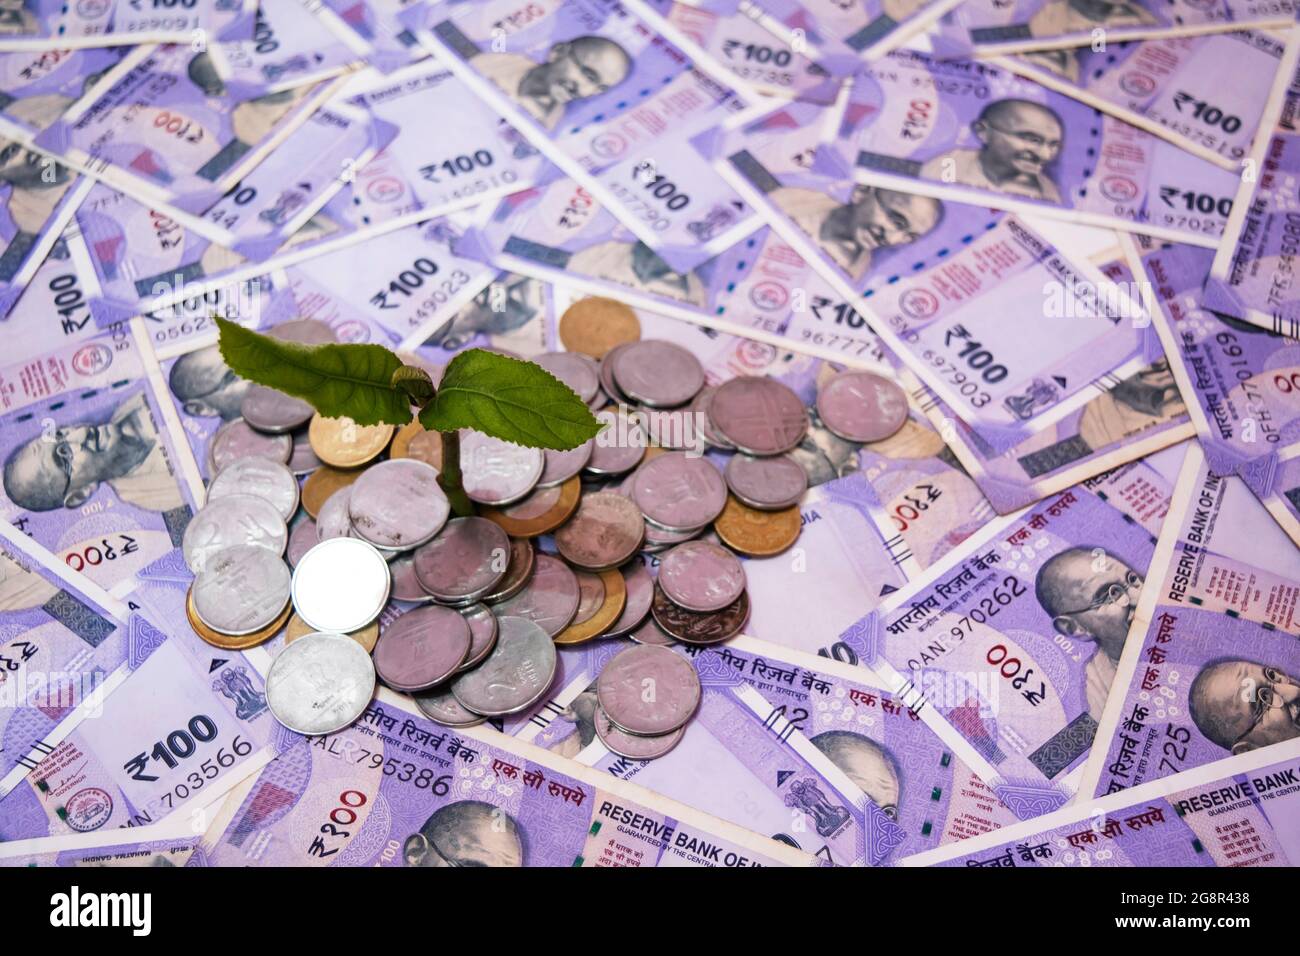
left=216, top=318, right=602, bottom=518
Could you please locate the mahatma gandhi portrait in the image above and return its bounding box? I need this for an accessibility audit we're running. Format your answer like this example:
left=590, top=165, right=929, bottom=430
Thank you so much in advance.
left=2, top=391, right=184, bottom=513
left=1078, top=358, right=1186, bottom=449
left=0, top=0, right=36, bottom=36
left=186, top=52, right=301, bottom=171
left=770, top=185, right=943, bottom=279
left=810, top=730, right=902, bottom=820
left=1189, top=660, right=1300, bottom=756
left=1027, top=0, right=1158, bottom=38
left=1035, top=546, right=1144, bottom=718
left=403, top=800, right=525, bottom=867
left=567, top=239, right=707, bottom=307
left=547, top=684, right=601, bottom=760
left=0, top=138, right=75, bottom=279
left=168, top=345, right=250, bottom=421
left=425, top=274, right=541, bottom=351
left=919, top=99, right=1064, bottom=203
left=473, top=36, right=633, bottom=131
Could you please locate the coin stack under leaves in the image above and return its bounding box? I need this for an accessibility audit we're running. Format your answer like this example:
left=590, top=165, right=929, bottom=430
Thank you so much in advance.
left=183, top=302, right=912, bottom=758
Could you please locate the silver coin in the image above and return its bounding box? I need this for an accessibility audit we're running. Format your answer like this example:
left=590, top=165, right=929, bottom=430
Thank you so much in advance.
left=207, top=456, right=300, bottom=522
left=586, top=407, right=646, bottom=475
left=538, top=440, right=594, bottom=487
left=597, top=643, right=701, bottom=736
left=316, top=486, right=355, bottom=542
left=292, top=537, right=391, bottom=633
left=658, top=540, right=746, bottom=612
left=595, top=705, right=685, bottom=760
left=461, top=430, right=544, bottom=505
left=534, top=351, right=601, bottom=403
left=450, top=615, right=557, bottom=716
left=208, top=417, right=292, bottom=473
left=348, top=458, right=449, bottom=549
left=389, top=553, right=435, bottom=603
left=631, top=451, right=728, bottom=532
left=192, top=545, right=291, bottom=636
left=288, top=430, right=323, bottom=475
left=413, top=516, right=509, bottom=605
left=690, top=386, right=735, bottom=450
left=598, top=344, right=635, bottom=405
left=457, top=603, right=499, bottom=672
left=266, top=632, right=375, bottom=735
left=241, top=384, right=315, bottom=434
left=412, top=685, right=486, bottom=728
left=709, top=376, right=809, bottom=456
left=489, top=552, right=579, bottom=636
left=482, top=537, right=535, bottom=604
left=612, top=340, right=705, bottom=407
left=642, top=517, right=702, bottom=549
left=724, top=454, right=808, bottom=510
left=603, top=556, right=655, bottom=638
left=181, top=494, right=286, bottom=574
left=286, top=516, right=318, bottom=568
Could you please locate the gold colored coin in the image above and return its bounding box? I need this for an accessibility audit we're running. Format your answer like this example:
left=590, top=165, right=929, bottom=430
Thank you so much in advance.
left=713, top=495, right=801, bottom=557
left=559, top=297, right=641, bottom=358
left=390, top=420, right=442, bottom=468
left=284, top=612, right=379, bottom=653
left=554, top=568, right=626, bottom=645
left=308, top=413, right=395, bottom=469
left=301, top=464, right=365, bottom=518
left=186, top=586, right=291, bottom=650
left=480, top=476, right=581, bottom=537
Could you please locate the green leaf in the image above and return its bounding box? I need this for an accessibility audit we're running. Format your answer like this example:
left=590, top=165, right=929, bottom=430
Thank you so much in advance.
left=216, top=317, right=413, bottom=427
left=419, top=348, right=601, bottom=450
left=391, top=364, right=435, bottom=406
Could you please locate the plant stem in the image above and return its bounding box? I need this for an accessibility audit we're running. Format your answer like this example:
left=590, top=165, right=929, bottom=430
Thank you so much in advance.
left=437, top=428, right=475, bottom=517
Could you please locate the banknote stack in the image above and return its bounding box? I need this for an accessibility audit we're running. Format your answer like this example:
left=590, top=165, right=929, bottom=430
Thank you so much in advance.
left=1, top=0, right=1299, bottom=874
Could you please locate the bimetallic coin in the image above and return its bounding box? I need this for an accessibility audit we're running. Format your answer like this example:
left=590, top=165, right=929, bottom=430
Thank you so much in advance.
left=534, top=351, right=601, bottom=403
left=192, top=545, right=292, bottom=637
left=348, top=458, right=449, bottom=549
left=724, top=454, right=808, bottom=510
left=457, top=604, right=500, bottom=672
left=269, top=318, right=337, bottom=344
left=286, top=516, right=319, bottom=568
left=373, top=605, right=471, bottom=692
left=611, top=340, right=704, bottom=407
left=714, top=495, right=801, bottom=557
left=631, top=451, right=728, bottom=532
left=285, top=612, right=379, bottom=652
left=586, top=408, right=645, bottom=476
left=187, top=586, right=290, bottom=651
left=817, top=370, right=909, bottom=443
left=182, top=494, right=286, bottom=574
left=207, top=456, right=299, bottom=522
left=288, top=431, right=323, bottom=475
left=390, top=420, right=442, bottom=467
left=603, top=557, right=654, bottom=638
left=292, top=537, right=391, bottom=633
left=461, top=431, right=544, bottom=505
left=597, top=644, right=701, bottom=736
left=480, top=477, right=581, bottom=538
left=451, top=616, right=557, bottom=717
left=691, top=386, right=734, bottom=450
left=209, top=418, right=292, bottom=473
left=389, top=553, right=435, bottom=603
left=241, top=384, right=314, bottom=434
left=413, top=516, right=510, bottom=605
left=595, top=706, right=685, bottom=760
left=710, top=376, right=809, bottom=455
left=490, top=553, right=580, bottom=637
left=555, top=568, right=626, bottom=645
left=266, top=632, right=376, bottom=735
left=413, top=685, right=486, bottom=728
left=308, top=413, right=394, bottom=469
left=559, top=296, right=641, bottom=358
left=482, top=538, right=535, bottom=604
left=554, top=491, right=644, bottom=570
left=301, top=465, right=363, bottom=518
left=658, top=540, right=747, bottom=612
left=538, top=440, right=593, bottom=487
left=316, top=485, right=355, bottom=542
left=650, top=584, right=749, bottom=645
